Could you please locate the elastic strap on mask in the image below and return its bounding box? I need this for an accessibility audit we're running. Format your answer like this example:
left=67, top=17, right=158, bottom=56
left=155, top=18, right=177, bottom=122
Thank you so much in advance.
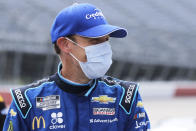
left=69, top=53, right=82, bottom=63
left=66, top=37, right=86, bottom=62
left=65, top=37, right=84, bottom=49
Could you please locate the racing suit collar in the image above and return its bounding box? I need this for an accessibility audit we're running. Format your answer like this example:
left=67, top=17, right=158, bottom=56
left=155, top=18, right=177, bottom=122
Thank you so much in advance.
left=57, top=63, right=92, bottom=86
left=49, top=63, right=97, bottom=96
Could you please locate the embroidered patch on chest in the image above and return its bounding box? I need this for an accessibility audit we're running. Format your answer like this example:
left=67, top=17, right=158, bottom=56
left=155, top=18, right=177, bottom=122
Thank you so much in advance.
left=36, top=95, right=60, bottom=111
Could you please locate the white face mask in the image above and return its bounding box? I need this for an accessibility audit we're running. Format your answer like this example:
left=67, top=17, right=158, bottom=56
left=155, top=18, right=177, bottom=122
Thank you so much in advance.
left=67, top=38, right=112, bottom=79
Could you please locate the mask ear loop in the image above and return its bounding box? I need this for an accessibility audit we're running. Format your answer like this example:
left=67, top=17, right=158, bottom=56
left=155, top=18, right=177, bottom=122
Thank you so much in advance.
left=65, top=37, right=86, bottom=63
left=65, top=37, right=84, bottom=49
left=69, top=52, right=81, bottom=62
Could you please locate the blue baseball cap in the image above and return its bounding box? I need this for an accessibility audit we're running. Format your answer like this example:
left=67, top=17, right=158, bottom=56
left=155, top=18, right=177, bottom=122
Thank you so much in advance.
left=51, top=3, right=127, bottom=43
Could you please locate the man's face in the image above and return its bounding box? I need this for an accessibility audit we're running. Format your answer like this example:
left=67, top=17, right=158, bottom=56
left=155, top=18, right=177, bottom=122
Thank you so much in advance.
left=69, top=35, right=110, bottom=62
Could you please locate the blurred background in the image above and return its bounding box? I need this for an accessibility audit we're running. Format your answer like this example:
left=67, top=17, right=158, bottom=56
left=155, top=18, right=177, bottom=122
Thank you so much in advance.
left=1, top=0, right=196, bottom=130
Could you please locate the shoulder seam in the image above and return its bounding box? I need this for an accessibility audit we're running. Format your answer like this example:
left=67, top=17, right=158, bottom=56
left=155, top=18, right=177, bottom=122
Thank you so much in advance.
left=119, top=82, right=139, bottom=115
left=10, top=79, right=54, bottom=119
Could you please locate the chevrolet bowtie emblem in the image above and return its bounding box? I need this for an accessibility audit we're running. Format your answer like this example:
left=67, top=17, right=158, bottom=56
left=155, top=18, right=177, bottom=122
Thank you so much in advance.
left=91, top=95, right=116, bottom=104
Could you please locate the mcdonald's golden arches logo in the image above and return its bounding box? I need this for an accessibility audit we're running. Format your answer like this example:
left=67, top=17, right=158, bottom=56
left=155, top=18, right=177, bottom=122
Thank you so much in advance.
left=32, top=116, right=46, bottom=130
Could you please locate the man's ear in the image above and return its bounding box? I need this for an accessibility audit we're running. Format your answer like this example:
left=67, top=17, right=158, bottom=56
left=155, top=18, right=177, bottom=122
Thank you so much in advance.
left=56, top=37, right=71, bottom=53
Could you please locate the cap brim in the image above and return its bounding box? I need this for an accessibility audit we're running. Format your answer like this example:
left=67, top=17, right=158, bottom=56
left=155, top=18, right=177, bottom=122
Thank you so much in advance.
left=76, top=24, right=127, bottom=38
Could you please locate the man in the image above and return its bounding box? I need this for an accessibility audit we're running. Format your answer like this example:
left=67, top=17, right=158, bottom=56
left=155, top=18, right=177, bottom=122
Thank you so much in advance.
left=3, top=3, right=150, bottom=131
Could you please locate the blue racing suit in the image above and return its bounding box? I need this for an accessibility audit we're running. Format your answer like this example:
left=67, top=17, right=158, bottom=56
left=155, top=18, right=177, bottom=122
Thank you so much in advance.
left=3, top=65, right=150, bottom=131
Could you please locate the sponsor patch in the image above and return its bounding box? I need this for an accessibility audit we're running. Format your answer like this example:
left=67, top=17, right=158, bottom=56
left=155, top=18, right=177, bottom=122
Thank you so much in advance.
left=119, top=82, right=137, bottom=114
left=89, top=118, right=118, bottom=123
left=134, top=112, right=146, bottom=119
left=11, top=77, right=51, bottom=118
left=7, top=121, right=13, bottom=131
left=10, top=109, right=17, bottom=117
left=49, top=112, right=66, bottom=130
left=36, top=95, right=60, bottom=111
left=32, top=116, right=45, bottom=130
left=124, top=84, right=135, bottom=104
left=11, top=88, right=31, bottom=118
left=135, top=120, right=150, bottom=129
left=101, top=76, right=120, bottom=86
left=137, top=101, right=143, bottom=108
left=93, top=108, right=115, bottom=115
left=91, top=95, right=116, bottom=104
left=86, top=8, right=105, bottom=20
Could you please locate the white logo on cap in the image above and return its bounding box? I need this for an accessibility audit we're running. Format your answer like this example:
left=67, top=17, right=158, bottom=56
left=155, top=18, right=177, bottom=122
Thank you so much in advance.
left=86, top=9, right=105, bottom=20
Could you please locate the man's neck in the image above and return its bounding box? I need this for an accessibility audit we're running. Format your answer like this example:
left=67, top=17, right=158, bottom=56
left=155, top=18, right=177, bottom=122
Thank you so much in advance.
left=61, top=63, right=90, bottom=84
